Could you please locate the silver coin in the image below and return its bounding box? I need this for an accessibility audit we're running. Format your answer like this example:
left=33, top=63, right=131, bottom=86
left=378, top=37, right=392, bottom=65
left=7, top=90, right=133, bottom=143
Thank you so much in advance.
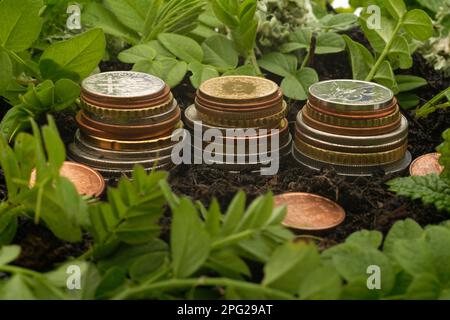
left=82, top=71, right=165, bottom=99
left=292, top=145, right=412, bottom=177
left=68, top=143, right=174, bottom=170
left=308, top=80, right=394, bottom=111
left=296, top=112, right=408, bottom=146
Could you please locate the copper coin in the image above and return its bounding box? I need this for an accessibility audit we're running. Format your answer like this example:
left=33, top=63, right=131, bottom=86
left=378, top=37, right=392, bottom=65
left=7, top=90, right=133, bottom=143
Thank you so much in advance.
left=81, top=71, right=166, bottom=103
left=30, top=161, right=105, bottom=197
left=301, top=108, right=401, bottom=136
left=409, top=153, right=443, bottom=176
left=307, top=98, right=398, bottom=119
left=76, top=110, right=180, bottom=140
left=81, top=86, right=172, bottom=110
left=198, top=76, right=279, bottom=103
left=274, top=192, right=346, bottom=232
left=196, top=90, right=283, bottom=111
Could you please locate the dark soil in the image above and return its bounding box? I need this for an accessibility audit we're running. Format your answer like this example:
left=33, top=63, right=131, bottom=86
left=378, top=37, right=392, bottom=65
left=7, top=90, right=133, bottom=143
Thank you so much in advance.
left=3, top=29, right=450, bottom=271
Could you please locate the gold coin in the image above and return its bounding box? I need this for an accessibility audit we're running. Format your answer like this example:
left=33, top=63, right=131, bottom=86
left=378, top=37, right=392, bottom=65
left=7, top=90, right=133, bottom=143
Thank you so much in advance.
left=198, top=76, right=279, bottom=103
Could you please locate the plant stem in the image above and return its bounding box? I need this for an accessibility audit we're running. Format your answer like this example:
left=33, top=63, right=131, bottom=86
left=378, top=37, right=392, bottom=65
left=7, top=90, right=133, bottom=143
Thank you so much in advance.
left=211, top=229, right=255, bottom=250
left=365, top=18, right=403, bottom=82
left=415, top=87, right=450, bottom=118
left=300, top=49, right=311, bottom=71
left=249, top=49, right=262, bottom=75
left=113, top=277, right=296, bottom=300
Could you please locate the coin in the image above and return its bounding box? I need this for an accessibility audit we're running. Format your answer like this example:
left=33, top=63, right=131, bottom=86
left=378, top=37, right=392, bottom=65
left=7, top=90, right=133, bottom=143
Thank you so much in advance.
left=198, top=76, right=279, bottom=103
left=301, top=108, right=401, bottom=136
left=292, top=145, right=412, bottom=176
left=274, top=193, right=345, bottom=232
left=77, top=108, right=181, bottom=140
left=78, top=123, right=184, bottom=151
left=305, top=103, right=400, bottom=128
left=195, top=90, right=283, bottom=111
left=295, top=138, right=408, bottom=166
left=308, top=98, right=398, bottom=117
left=296, top=112, right=408, bottom=146
left=30, top=161, right=105, bottom=197
left=81, top=71, right=166, bottom=102
left=409, top=153, right=443, bottom=176
left=308, top=80, right=394, bottom=112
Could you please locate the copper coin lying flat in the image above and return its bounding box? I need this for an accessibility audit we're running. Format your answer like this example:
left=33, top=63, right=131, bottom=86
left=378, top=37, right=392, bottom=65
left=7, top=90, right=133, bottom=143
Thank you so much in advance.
left=30, top=161, right=105, bottom=197
left=409, top=153, right=443, bottom=176
left=274, top=192, right=345, bottom=232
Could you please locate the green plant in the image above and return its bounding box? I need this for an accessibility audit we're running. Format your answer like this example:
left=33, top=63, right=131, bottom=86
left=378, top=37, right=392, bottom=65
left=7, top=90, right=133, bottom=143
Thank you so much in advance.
left=388, top=127, right=450, bottom=213
left=0, top=0, right=105, bottom=140
left=344, top=0, right=433, bottom=108
left=415, top=86, right=450, bottom=117
left=0, top=115, right=88, bottom=245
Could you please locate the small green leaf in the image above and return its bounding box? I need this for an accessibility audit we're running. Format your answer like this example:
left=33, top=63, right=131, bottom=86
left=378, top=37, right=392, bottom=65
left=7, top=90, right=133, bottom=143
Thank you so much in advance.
left=402, top=9, right=433, bottom=41
left=222, top=64, right=258, bottom=76
left=188, top=61, right=219, bottom=88
left=0, top=245, right=21, bottom=266
left=118, top=44, right=156, bottom=64
left=133, top=57, right=188, bottom=88
left=299, top=266, right=342, bottom=300
left=158, top=33, right=203, bottom=63
left=346, top=230, right=383, bottom=249
left=383, top=0, right=406, bottom=20
left=201, top=35, right=239, bottom=69
left=315, top=33, right=346, bottom=54
left=258, top=52, right=297, bottom=77
left=0, top=52, right=13, bottom=94
left=171, top=197, right=210, bottom=278
left=40, top=29, right=106, bottom=81
left=103, top=0, right=149, bottom=33
left=383, top=219, right=424, bottom=258
left=374, top=61, right=397, bottom=93
left=397, top=92, right=420, bottom=109
left=405, top=273, right=441, bottom=300
left=395, top=75, right=427, bottom=92
left=281, top=67, right=319, bottom=101
left=343, top=35, right=373, bottom=80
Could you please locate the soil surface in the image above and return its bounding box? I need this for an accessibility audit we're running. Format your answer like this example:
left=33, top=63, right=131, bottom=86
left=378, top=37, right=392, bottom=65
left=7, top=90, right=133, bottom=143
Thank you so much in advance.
left=3, top=29, right=450, bottom=271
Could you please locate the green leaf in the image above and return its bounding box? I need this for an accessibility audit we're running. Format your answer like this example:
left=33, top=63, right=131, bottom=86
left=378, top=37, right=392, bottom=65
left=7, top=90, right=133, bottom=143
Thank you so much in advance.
left=383, top=219, right=424, bottom=258
left=279, top=29, right=311, bottom=53
left=315, top=33, right=346, bottom=54
left=82, top=2, right=139, bottom=45
left=397, top=92, right=420, bottom=109
left=425, top=226, right=450, bottom=284
left=0, top=0, right=43, bottom=51
left=222, top=64, right=258, bottom=76
left=211, top=0, right=239, bottom=28
left=258, top=52, right=297, bottom=77
left=281, top=67, right=319, bottom=101
left=395, top=75, right=427, bottom=92
left=171, top=197, right=210, bottom=278
left=263, top=242, right=320, bottom=293
left=374, top=61, right=397, bottom=93
left=95, top=267, right=127, bottom=299
left=405, top=273, right=441, bottom=300
left=343, top=35, right=374, bottom=80
left=158, top=33, right=203, bottom=63
left=104, top=0, right=150, bottom=33
left=402, top=9, right=433, bottom=41
left=0, top=211, right=18, bottom=246
left=383, top=0, right=406, bottom=20
left=221, top=191, right=246, bottom=236
left=388, top=174, right=450, bottom=213
left=0, top=51, right=13, bottom=94
left=299, top=266, right=342, bottom=300
left=0, top=245, right=21, bottom=266
left=359, top=14, right=396, bottom=53
left=201, top=35, right=239, bottom=69
left=40, top=28, right=106, bottom=82
left=188, top=61, right=219, bottom=88
left=207, top=250, right=250, bottom=278
left=392, top=238, right=436, bottom=276
left=133, top=57, right=187, bottom=88
left=320, top=13, right=357, bottom=30
left=346, top=230, right=383, bottom=249
left=118, top=44, right=156, bottom=64
left=388, top=36, right=412, bottom=69
left=0, top=275, right=36, bottom=300
left=53, top=79, right=81, bottom=111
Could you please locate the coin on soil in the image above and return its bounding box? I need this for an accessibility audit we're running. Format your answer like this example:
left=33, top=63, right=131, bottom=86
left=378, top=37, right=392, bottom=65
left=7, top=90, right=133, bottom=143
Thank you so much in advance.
left=274, top=192, right=346, bottom=232
left=30, top=161, right=105, bottom=197
left=409, top=153, right=443, bottom=176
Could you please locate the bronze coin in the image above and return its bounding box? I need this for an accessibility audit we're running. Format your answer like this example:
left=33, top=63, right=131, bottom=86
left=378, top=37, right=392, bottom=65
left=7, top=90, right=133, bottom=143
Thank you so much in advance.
left=274, top=192, right=346, bottom=232
left=76, top=110, right=180, bottom=140
left=30, top=161, right=105, bottom=197
left=301, top=108, right=401, bottom=136
left=196, top=90, right=283, bottom=111
left=409, top=153, right=444, bottom=176
left=198, top=76, right=279, bottom=103
left=81, top=86, right=172, bottom=110
left=195, top=98, right=284, bottom=120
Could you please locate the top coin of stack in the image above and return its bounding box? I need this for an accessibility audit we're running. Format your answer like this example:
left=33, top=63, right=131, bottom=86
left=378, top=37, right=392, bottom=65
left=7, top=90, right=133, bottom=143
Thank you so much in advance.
left=69, top=71, right=183, bottom=178
left=185, top=76, right=291, bottom=170
left=293, top=80, right=411, bottom=176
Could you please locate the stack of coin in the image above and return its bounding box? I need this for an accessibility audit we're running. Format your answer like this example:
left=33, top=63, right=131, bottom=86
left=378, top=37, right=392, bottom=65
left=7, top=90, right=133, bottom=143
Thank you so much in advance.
left=184, top=76, right=291, bottom=171
left=68, top=71, right=184, bottom=178
left=293, top=80, right=411, bottom=176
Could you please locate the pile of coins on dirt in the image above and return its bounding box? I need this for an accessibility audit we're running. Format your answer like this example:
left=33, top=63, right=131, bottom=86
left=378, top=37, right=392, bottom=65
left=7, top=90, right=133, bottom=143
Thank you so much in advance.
left=293, top=80, right=411, bottom=176
left=184, top=76, right=291, bottom=171
left=69, top=71, right=184, bottom=179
